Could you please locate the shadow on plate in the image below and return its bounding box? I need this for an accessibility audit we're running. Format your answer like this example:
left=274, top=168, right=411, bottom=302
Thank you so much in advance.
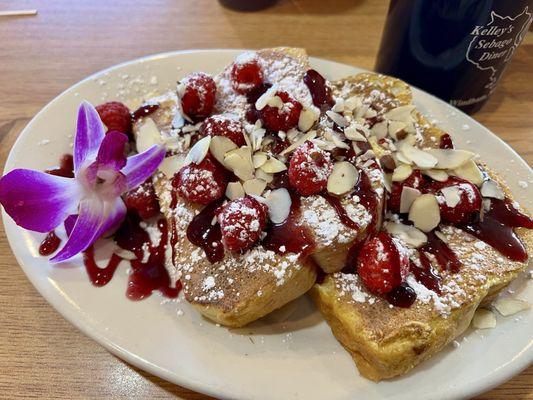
left=197, top=293, right=323, bottom=335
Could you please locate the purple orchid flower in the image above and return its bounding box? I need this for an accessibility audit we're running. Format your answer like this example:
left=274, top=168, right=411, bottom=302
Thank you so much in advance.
left=0, top=101, right=165, bottom=262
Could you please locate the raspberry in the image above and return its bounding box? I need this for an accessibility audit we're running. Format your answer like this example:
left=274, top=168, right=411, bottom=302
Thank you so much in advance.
left=217, top=196, right=268, bottom=252
left=357, top=232, right=410, bottom=295
left=95, top=101, right=132, bottom=135
left=259, top=91, right=302, bottom=132
left=231, top=58, right=263, bottom=94
left=428, top=177, right=482, bottom=223
left=388, top=170, right=426, bottom=213
left=288, top=141, right=333, bottom=196
left=123, top=180, right=160, bottom=220
left=173, top=157, right=227, bottom=205
left=200, top=115, right=246, bottom=147
left=180, top=72, right=216, bottom=121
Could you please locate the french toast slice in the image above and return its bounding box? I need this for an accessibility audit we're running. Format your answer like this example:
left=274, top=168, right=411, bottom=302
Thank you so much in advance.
left=133, top=88, right=317, bottom=328
left=312, top=221, right=532, bottom=381
left=132, top=48, right=383, bottom=327
left=310, top=72, right=533, bottom=381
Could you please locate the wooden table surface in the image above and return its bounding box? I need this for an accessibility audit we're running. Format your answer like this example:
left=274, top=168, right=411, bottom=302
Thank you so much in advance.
left=0, top=0, right=531, bottom=398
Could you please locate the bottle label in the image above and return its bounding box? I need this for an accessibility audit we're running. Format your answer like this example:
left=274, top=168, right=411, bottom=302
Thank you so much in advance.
left=451, top=6, right=532, bottom=108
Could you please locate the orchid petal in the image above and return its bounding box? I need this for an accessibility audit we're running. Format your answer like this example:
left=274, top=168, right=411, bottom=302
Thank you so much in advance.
left=51, top=197, right=127, bottom=262
left=121, top=144, right=166, bottom=190
left=74, top=101, right=105, bottom=173
left=64, top=214, right=77, bottom=237
left=0, top=169, right=81, bottom=233
left=95, top=131, right=128, bottom=171
left=100, top=197, right=127, bottom=237
left=51, top=199, right=104, bottom=262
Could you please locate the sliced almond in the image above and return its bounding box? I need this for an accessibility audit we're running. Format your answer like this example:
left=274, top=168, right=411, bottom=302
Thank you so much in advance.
left=344, top=96, right=362, bottom=111
left=326, top=110, right=348, bottom=128
left=266, top=95, right=284, bottom=109
left=255, top=168, right=274, bottom=183
left=184, top=136, right=211, bottom=165
left=327, top=162, right=359, bottom=195
left=481, top=179, right=505, bottom=200
left=383, top=105, right=415, bottom=123
left=395, top=151, right=412, bottom=166
left=400, top=186, right=421, bottom=213
left=181, top=122, right=202, bottom=133
left=280, top=130, right=316, bottom=156
left=452, top=160, right=483, bottom=187
left=365, top=108, right=377, bottom=118
left=226, top=181, right=245, bottom=200
left=252, top=152, right=268, bottom=168
left=298, top=108, right=318, bottom=132
left=472, top=309, right=496, bottom=329
left=249, top=128, right=266, bottom=151
left=398, top=141, right=438, bottom=169
left=392, top=164, right=413, bottom=182
left=409, top=194, right=441, bottom=232
left=441, top=186, right=461, bottom=208
left=224, top=147, right=254, bottom=181
left=210, top=136, right=237, bottom=165
left=330, top=131, right=350, bottom=150
left=370, top=121, right=388, bottom=140
left=404, top=121, right=416, bottom=135
left=388, top=120, right=406, bottom=138
left=265, top=188, right=291, bottom=224
left=171, top=110, right=185, bottom=129
left=345, top=124, right=369, bottom=141
left=493, top=298, right=530, bottom=316
left=158, top=155, right=185, bottom=178
left=332, top=97, right=344, bottom=113
left=423, top=169, right=448, bottom=182
left=260, top=156, right=287, bottom=173
left=434, top=230, right=448, bottom=243
left=255, top=84, right=278, bottom=111
left=243, top=178, right=267, bottom=196
left=136, top=118, right=162, bottom=153
left=425, top=149, right=475, bottom=170
left=385, top=221, right=427, bottom=248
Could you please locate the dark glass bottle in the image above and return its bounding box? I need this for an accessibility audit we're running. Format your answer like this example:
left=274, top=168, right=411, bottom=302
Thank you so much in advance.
left=375, top=0, right=533, bottom=114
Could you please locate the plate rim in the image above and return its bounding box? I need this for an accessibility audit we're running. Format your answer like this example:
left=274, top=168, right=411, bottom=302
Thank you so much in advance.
left=3, top=49, right=532, bottom=400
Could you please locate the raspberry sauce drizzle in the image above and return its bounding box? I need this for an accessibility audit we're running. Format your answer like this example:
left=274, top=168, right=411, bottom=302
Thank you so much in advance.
left=342, top=170, right=380, bottom=272
left=45, top=154, right=74, bottom=178
left=421, top=230, right=462, bottom=273
left=320, top=193, right=360, bottom=231
left=303, top=69, right=334, bottom=109
left=114, top=213, right=180, bottom=300
left=83, top=246, right=122, bottom=286
left=458, top=198, right=533, bottom=262
left=410, top=252, right=442, bottom=294
left=131, top=104, right=160, bottom=123
left=351, top=170, right=379, bottom=235
left=186, top=199, right=225, bottom=263
left=262, top=191, right=316, bottom=258
left=39, top=231, right=61, bottom=256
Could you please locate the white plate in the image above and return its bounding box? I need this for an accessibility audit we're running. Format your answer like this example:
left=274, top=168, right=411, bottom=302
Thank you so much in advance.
left=3, top=50, right=532, bottom=400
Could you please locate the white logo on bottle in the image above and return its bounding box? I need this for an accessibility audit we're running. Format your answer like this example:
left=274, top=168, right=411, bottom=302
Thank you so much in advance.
left=466, top=7, right=532, bottom=90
